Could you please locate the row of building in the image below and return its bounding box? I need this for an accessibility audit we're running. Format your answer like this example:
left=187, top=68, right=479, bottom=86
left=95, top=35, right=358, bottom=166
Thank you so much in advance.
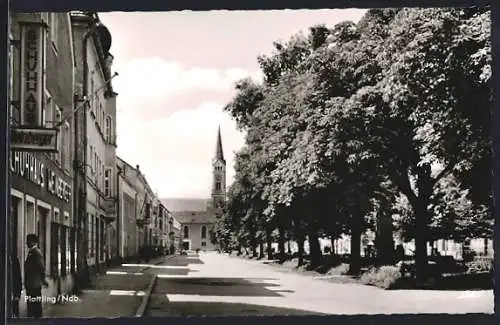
left=8, top=11, right=182, bottom=306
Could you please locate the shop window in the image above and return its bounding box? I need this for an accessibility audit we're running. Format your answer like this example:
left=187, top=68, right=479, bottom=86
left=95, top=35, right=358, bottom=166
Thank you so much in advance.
left=50, top=222, right=59, bottom=277
left=37, top=207, right=48, bottom=266
left=87, top=214, right=92, bottom=258
left=100, top=220, right=105, bottom=262
left=70, top=228, right=76, bottom=274
left=60, top=226, right=66, bottom=276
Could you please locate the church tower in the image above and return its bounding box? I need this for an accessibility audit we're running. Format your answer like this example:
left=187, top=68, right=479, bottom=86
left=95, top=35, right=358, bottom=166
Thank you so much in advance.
left=211, top=125, right=226, bottom=210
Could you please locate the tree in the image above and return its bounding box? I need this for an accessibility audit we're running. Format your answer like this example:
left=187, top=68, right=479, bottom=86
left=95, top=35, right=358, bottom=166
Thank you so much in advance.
left=345, top=7, right=491, bottom=282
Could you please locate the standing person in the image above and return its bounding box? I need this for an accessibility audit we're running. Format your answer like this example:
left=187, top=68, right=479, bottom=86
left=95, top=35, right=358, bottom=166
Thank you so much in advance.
left=11, top=251, right=22, bottom=317
left=24, top=234, right=48, bottom=318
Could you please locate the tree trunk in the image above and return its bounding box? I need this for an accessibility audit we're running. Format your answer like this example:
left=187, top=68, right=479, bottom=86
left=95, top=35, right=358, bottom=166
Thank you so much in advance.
left=252, top=244, right=258, bottom=257
left=307, top=223, right=323, bottom=268
left=266, top=227, right=273, bottom=260
left=250, top=222, right=258, bottom=257
left=297, top=231, right=305, bottom=267
left=259, top=241, right=264, bottom=258
left=287, top=240, right=292, bottom=255
left=483, top=238, right=488, bottom=256
left=278, top=225, right=286, bottom=262
left=349, top=213, right=362, bottom=275
left=330, top=235, right=336, bottom=256
left=375, top=199, right=395, bottom=266
left=411, top=163, right=434, bottom=285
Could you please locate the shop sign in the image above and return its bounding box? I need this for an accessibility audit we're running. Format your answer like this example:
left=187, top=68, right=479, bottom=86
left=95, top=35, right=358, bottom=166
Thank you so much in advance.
left=11, top=127, right=58, bottom=152
left=10, top=151, right=71, bottom=203
left=19, top=23, right=45, bottom=126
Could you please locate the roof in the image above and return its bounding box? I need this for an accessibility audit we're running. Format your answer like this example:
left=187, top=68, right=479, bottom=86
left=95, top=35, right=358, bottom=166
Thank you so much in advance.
left=215, top=125, right=225, bottom=163
left=172, top=211, right=216, bottom=225
left=160, top=198, right=210, bottom=212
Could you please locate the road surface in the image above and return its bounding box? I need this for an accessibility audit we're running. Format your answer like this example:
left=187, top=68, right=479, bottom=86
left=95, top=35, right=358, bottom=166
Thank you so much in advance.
left=141, top=251, right=493, bottom=316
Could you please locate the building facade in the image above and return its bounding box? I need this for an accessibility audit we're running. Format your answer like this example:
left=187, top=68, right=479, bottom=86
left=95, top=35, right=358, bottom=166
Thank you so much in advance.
left=71, top=11, right=118, bottom=275
left=116, top=157, right=175, bottom=261
left=116, top=157, right=140, bottom=261
left=9, top=12, right=77, bottom=315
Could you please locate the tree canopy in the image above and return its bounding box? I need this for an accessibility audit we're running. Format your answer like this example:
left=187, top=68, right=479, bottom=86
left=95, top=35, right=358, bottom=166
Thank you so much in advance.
left=218, top=7, right=491, bottom=281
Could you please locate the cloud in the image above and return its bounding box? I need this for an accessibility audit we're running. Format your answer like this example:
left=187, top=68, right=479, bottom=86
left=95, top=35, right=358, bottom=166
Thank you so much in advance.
left=113, top=57, right=263, bottom=117
left=116, top=101, right=245, bottom=198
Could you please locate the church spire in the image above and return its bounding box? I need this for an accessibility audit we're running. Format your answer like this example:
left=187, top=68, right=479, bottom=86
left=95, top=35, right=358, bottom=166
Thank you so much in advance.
left=215, top=125, right=225, bottom=163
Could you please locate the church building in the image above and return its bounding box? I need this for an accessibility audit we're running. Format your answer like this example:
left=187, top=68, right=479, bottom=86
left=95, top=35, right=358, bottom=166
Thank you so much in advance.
left=161, top=127, right=226, bottom=251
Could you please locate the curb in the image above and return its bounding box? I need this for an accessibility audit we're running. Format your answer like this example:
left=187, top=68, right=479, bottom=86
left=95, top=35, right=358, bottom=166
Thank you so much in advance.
left=135, top=274, right=157, bottom=317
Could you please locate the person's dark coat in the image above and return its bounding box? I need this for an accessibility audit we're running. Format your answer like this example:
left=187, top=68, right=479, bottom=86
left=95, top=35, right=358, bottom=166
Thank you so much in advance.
left=24, top=246, right=46, bottom=290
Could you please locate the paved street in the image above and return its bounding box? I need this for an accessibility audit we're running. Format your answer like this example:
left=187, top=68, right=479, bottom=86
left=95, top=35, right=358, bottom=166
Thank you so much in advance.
left=42, top=252, right=493, bottom=317
left=145, top=252, right=493, bottom=316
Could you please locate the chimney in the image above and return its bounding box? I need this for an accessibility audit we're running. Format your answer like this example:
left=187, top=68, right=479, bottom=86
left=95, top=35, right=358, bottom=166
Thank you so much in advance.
left=136, top=165, right=140, bottom=173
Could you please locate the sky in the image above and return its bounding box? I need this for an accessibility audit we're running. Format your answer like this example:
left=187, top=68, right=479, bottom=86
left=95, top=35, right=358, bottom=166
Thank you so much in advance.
left=99, top=9, right=368, bottom=199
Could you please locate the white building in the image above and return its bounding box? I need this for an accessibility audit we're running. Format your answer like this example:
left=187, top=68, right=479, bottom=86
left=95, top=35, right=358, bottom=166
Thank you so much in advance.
left=71, top=11, right=117, bottom=274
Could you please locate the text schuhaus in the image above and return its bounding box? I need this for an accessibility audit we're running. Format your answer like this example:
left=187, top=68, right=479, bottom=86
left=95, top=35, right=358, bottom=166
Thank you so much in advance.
left=10, top=151, right=71, bottom=203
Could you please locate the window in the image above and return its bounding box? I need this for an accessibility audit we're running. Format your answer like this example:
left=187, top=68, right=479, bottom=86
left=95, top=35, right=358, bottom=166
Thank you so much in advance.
left=101, top=106, right=105, bottom=130
left=49, top=13, right=59, bottom=49
left=96, top=157, right=100, bottom=186
left=62, top=123, right=70, bottom=171
left=104, top=168, right=111, bottom=197
left=66, top=226, right=71, bottom=275
left=94, top=152, right=97, bottom=176
left=90, top=72, right=95, bottom=115
left=55, top=105, right=62, bottom=164
left=215, top=182, right=221, bottom=191
left=92, top=215, right=97, bottom=258
left=89, top=146, right=94, bottom=173
left=105, top=116, right=112, bottom=142
left=201, top=226, right=207, bottom=239
left=44, top=90, right=52, bottom=127
left=183, top=226, right=189, bottom=239
left=37, top=207, right=48, bottom=266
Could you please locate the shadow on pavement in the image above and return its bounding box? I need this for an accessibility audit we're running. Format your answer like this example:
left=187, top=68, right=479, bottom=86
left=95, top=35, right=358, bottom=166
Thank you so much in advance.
left=146, top=301, right=324, bottom=316
left=89, top=274, right=154, bottom=291
left=154, top=277, right=292, bottom=297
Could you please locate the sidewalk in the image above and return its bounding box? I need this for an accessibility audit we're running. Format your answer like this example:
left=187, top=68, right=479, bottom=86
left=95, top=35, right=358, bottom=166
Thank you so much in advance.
left=43, top=255, right=175, bottom=318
